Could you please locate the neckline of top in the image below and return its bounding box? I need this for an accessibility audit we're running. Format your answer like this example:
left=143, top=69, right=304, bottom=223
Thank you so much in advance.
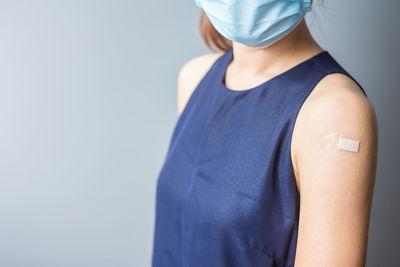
left=218, top=49, right=329, bottom=94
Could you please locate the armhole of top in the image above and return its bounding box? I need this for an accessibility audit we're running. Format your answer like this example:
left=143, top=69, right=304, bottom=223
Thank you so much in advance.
left=313, top=56, right=368, bottom=98
left=289, top=58, right=367, bottom=199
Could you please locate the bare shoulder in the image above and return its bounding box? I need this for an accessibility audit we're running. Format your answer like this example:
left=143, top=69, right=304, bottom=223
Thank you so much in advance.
left=291, top=72, right=378, bottom=189
left=291, top=73, right=379, bottom=266
left=295, top=73, right=377, bottom=142
left=177, top=52, right=224, bottom=115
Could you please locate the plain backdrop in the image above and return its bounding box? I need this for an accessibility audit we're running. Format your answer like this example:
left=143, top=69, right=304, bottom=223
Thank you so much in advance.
left=0, top=0, right=398, bottom=266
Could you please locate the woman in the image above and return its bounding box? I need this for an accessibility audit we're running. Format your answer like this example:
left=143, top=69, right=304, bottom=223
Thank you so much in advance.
left=152, top=0, right=378, bottom=266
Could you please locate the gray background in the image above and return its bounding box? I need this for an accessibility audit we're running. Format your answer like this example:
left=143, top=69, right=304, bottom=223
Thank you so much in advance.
left=0, top=0, right=398, bottom=266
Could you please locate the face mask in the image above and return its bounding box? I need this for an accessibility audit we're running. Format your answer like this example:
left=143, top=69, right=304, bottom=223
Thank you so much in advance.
left=194, top=0, right=312, bottom=48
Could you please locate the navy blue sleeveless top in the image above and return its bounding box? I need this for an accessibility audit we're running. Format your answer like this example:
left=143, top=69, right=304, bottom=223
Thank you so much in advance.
left=152, top=49, right=367, bottom=267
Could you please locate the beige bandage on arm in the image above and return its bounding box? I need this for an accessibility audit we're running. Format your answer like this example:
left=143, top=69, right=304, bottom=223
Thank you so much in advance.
left=337, top=137, right=360, bottom=152
left=320, top=133, right=360, bottom=153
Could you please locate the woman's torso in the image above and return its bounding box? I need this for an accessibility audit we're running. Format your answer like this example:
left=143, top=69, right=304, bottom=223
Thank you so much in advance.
left=152, top=49, right=367, bottom=267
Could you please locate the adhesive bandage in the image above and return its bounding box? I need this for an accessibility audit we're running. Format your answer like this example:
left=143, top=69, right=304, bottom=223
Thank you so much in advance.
left=337, top=137, right=359, bottom=152
left=320, top=133, right=360, bottom=153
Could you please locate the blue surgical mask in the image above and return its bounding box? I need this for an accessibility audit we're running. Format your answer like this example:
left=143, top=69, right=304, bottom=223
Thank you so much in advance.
left=194, top=0, right=312, bottom=48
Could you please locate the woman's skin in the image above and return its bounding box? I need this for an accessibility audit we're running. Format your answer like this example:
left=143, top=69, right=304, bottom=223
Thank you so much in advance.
left=177, top=18, right=378, bottom=267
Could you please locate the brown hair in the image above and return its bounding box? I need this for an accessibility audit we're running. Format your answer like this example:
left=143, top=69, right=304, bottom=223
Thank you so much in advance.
left=199, top=10, right=232, bottom=52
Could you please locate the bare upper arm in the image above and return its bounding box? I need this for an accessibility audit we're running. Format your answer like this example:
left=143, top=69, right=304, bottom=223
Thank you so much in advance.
left=291, top=73, right=378, bottom=267
left=177, top=52, right=224, bottom=116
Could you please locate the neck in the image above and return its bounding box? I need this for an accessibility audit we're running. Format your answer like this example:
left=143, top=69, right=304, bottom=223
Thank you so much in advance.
left=230, top=19, right=323, bottom=74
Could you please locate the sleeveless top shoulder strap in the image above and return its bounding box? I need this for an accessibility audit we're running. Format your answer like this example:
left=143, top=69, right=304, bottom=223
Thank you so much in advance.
left=167, top=52, right=231, bottom=152
left=313, top=51, right=368, bottom=97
